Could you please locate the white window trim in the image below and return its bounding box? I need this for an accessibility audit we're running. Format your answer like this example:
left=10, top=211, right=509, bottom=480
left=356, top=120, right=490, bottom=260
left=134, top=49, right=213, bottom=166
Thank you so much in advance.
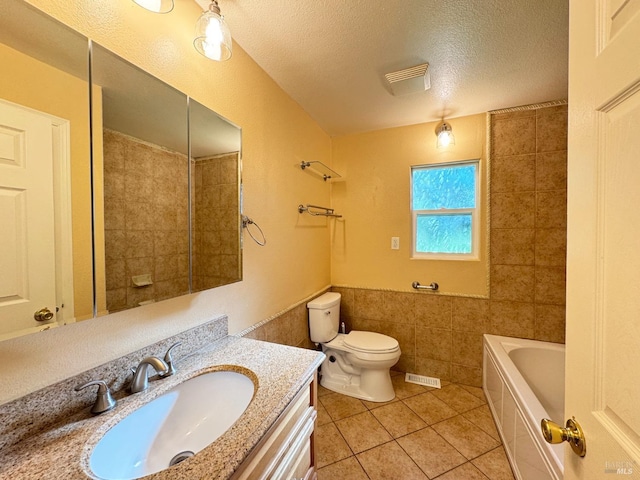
left=410, top=160, right=480, bottom=261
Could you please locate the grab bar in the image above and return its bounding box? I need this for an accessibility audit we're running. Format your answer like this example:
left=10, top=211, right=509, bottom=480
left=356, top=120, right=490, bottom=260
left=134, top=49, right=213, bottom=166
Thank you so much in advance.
left=298, top=204, right=342, bottom=218
left=412, top=281, right=439, bottom=291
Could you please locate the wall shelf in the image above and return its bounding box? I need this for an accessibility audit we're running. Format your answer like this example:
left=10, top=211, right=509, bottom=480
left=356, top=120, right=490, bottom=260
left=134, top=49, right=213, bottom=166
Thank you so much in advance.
left=300, top=161, right=341, bottom=181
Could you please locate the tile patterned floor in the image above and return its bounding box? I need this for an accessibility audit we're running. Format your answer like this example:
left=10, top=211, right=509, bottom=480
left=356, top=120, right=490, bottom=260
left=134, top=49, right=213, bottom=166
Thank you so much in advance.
left=315, top=373, right=515, bottom=480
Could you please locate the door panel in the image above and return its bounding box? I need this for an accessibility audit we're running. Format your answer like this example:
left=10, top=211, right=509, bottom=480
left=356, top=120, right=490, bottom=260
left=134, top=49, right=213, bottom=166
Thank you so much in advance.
left=0, top=100, right=57, bottom=336
left=566, top=0, right=640, bottom=477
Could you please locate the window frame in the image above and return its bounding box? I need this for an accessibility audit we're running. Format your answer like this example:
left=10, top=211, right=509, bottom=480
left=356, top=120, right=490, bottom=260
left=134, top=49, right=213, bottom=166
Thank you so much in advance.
left=410, top=159, right=481, bottom=261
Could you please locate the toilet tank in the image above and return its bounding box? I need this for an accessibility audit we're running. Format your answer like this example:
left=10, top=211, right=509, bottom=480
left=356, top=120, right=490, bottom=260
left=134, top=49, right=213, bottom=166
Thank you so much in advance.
left=307, top=292, right=341, bottom=343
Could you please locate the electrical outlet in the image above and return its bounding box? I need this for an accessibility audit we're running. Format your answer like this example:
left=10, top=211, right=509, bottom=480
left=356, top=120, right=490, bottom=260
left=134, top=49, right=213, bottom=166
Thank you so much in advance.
left=391, top=237, right=400, bottom=250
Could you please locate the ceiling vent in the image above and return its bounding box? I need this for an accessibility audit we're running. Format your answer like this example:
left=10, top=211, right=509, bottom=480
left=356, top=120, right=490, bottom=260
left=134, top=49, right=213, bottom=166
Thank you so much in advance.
left=384, top=63, right=430, bottom=96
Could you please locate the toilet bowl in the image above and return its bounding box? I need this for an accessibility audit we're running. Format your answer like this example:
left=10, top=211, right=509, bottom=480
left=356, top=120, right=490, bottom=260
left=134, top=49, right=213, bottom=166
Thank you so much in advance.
left=307, top=292, right=401, bottom=402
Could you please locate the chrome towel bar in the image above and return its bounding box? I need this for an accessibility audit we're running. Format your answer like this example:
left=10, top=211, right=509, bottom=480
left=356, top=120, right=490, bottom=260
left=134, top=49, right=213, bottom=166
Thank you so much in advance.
left=412, top=281, right=439, bottom=291
left=298, top=204, right=342, bottom=218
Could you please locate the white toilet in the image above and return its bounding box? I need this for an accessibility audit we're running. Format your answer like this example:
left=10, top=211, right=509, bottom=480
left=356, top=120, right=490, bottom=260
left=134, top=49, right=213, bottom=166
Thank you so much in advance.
left=307, top=292, right=401, bottom=402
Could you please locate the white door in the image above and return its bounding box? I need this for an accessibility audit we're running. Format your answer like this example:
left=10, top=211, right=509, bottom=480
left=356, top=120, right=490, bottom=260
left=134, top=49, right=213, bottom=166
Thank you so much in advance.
left=0, top=100, right=57, bottom=337
left=565, top=0, right=640, bottom=478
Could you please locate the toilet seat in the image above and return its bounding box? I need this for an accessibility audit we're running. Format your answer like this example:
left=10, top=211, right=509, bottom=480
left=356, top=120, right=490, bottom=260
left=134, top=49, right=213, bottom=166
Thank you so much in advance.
left=344, top=331, right=399, bottom=353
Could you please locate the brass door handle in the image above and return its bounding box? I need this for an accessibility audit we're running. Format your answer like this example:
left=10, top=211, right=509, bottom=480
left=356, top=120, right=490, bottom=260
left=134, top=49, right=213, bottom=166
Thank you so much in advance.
left=541, top=417, right=586, bottom=457
left=34, top=307, right=54, bottom=322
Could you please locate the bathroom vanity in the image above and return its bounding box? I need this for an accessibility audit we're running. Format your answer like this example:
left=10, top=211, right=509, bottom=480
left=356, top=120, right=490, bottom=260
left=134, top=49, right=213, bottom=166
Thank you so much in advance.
left=0, top=317, right=324, bottom=479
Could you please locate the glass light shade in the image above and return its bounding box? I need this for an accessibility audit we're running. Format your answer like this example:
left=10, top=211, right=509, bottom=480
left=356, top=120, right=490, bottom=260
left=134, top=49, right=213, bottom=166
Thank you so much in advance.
left=436, top=122, right=455, bottom=148
left=193, top=6, right=232, bottom=62
left=132, top=0, right=174, bottom=14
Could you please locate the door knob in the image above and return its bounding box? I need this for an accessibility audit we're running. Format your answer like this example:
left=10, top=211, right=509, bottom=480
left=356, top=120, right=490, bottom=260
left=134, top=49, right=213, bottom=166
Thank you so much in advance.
left=34, top=307, right=54, bottom=322
left=541, top=417, right=586, bottom=457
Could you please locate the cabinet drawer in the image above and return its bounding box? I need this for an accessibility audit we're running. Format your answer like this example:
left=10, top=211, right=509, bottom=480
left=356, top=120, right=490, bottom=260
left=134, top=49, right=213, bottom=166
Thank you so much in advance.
left=234, top=380, right=312, bottom=480
left=271, top=408, right=316, bottom=480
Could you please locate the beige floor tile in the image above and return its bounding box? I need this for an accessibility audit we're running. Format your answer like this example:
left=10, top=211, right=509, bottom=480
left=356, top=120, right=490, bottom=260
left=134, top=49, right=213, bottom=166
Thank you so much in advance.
left=357, top=441, right=428, bottom=480
left=397, top=427, right=467, bottom=478
left=432, top=415, right=500, bottom=460
left=472, top=447, right=515, bottom=480
left=392, top=375, right=431, bottom=399
left=431, top=384, right=486, bottom=413
left=434, top=462, right=490, bottom=479
left=462, top=405, right=501, bottom=441
left=460, top=384, right=487, bottom=400
left=320, top=392, right=367, bottom=421
left=318, top=384, right=332, bottom=397
left=316, top=402, right=332, bottom=427
left=362, top=396, right=399, bottom=410
left=317, top=456, right=369, bottom=480
left=315, top=422, right=353, bottom=468
left=335, top=411, right=393, bottom=454
left=402, top=392, right=458, bottom=425
left=370, top=401, right=427, bottom=438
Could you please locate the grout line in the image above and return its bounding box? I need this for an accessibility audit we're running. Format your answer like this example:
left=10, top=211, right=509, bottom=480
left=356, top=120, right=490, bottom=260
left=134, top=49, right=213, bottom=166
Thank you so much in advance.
left=318, top=382, right=507, bottom=476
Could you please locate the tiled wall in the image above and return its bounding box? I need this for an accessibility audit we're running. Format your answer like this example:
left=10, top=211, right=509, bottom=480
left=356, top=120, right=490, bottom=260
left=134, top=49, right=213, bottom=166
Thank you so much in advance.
left=490, top=104, right=567, bottom=340
left=242, top=300, right=318, bottom=350
left=192, top=153, right=241, bottom=291
left=103, top=129, right=189, bottom=312
left=246, top=103, right=567, bottom=388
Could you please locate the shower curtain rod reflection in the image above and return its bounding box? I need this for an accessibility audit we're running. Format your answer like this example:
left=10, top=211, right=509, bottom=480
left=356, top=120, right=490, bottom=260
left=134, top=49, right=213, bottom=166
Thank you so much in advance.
left=297, top=204, right=342, bottom=218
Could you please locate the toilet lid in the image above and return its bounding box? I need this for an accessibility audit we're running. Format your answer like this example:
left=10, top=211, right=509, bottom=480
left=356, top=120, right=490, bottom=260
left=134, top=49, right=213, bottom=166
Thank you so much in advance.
left=344, top=331, right=399, bottom=353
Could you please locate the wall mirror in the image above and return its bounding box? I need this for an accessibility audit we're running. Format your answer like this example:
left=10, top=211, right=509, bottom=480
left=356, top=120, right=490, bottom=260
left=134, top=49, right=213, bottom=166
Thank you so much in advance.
left=0, top=0, right=93, bottom=339
left=92, top=45, right=244, bottom=314
left=190, top=99, right=242, bottom=292
left=92, top=44, right=190, bottom=315
left=0, top=0, right=243, bottom=337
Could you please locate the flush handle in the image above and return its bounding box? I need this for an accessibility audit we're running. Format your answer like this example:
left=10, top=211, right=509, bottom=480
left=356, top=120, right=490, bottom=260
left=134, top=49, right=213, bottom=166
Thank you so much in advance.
left=34, top=307, right=54, bottom=322
left=541, top=417, right=586, bottom=457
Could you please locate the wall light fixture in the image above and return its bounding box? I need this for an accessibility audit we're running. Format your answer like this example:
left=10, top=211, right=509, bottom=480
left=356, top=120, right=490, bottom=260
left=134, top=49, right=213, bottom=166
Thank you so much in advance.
left=193, top=0, right=232, bottom=61
left=436, top=122, right=455, bottom=148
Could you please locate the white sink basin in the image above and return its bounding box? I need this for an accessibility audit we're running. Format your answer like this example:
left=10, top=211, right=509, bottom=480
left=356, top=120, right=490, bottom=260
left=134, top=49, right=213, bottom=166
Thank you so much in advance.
left=89, top=370, right=256, bottom=480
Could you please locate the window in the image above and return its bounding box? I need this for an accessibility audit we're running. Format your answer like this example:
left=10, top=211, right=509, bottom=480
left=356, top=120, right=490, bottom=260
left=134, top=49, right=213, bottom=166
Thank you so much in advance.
left=411, top=160, right=479, bottom=259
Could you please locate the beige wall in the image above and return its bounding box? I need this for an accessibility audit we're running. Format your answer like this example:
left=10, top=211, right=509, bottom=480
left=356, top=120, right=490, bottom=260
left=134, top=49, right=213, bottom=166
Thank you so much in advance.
left=0, top=1, right=567, bottom=402
left=0, top=42, right=93, bottom=320
left=331, top=114, right=488, bottom=296
left=258, top=104, right=566, bottom=388
left=0, top=0, right=334, bottom=404
left=325, top=104, right=568, bottom=387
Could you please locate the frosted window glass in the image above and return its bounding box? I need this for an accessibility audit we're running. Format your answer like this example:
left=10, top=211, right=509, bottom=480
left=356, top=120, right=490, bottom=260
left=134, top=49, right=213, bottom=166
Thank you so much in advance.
left=416, top=214, right=472, bottom=254
left=412, top=164, right=476, bottom=210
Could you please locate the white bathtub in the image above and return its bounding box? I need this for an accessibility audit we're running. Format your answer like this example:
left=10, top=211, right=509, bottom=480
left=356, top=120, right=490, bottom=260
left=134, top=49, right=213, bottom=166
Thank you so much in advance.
left=483, top=334, right=565, bottom=480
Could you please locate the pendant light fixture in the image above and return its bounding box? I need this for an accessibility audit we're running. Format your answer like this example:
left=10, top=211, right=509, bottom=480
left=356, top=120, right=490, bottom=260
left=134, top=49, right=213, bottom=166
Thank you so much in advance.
left=193, top=0, right=232, bottom=62
left=132, top=0, right=174, bottom=14
left=436, top=121, right=455, bottom=148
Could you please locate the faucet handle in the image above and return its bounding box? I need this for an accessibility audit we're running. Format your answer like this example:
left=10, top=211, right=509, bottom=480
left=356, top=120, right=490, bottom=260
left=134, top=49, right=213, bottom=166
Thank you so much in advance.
left=75, top=380, right=116, bottom=414
left=160, top=342, right=182, bottom=378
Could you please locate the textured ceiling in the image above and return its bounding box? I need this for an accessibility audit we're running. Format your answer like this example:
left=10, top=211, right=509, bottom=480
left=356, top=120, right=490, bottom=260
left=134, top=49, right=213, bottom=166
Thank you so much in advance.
left=197, top=0, right=569, bottom=136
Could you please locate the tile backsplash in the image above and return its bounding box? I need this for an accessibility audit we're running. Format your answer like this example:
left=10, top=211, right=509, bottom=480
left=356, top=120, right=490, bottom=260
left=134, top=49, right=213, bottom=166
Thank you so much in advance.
left=250, top=102, right=567, bottom=388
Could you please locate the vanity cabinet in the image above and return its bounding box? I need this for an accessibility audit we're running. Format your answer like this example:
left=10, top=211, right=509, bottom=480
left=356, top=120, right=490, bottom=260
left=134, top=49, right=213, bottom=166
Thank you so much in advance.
left=233, top=373, right=318, bottom=480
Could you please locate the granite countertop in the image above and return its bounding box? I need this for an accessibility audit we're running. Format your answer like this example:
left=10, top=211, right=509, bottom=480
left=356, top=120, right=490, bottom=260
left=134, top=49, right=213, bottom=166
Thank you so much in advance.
left=0, top=336, right=325, bottom=480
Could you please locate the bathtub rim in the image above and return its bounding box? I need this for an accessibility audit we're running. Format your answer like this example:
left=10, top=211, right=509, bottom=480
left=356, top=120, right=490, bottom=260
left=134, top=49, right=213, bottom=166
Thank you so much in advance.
left=483, top=334, right=565, bottom=479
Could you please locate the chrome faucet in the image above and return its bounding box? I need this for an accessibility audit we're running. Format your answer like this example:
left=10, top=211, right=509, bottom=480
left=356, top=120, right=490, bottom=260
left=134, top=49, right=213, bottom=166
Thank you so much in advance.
left=129, top=356, right=169, bottom=393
